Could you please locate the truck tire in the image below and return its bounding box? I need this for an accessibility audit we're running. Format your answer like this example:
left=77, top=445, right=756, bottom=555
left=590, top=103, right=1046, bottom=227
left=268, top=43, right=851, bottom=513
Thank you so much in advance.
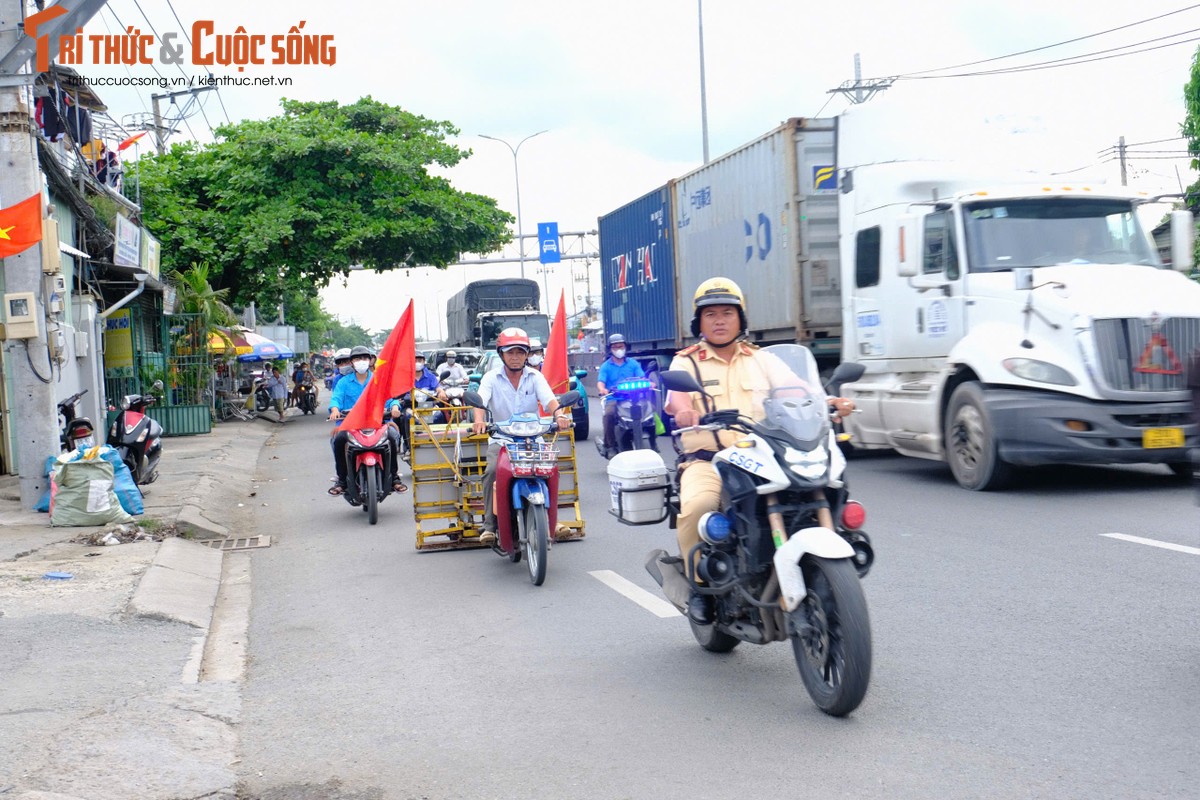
left=944, top=382, right=1012, bottom=491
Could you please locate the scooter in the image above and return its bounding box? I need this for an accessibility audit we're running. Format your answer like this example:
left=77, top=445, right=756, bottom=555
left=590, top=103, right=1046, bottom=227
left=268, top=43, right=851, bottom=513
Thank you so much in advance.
left=107, top=381, right=164, bottom=485
left=464, top=389, right=580, bottom=586
left=297, top=380, right=318, bottom=415
left=253, top=379, right=271, bottom=413
left=58, top=389, right=97, bottom=451
left=596, top=377, right=658, bottom=459
left=438, top=374, right=469, bottom=425
left=339, top=424, right=396, bottom=525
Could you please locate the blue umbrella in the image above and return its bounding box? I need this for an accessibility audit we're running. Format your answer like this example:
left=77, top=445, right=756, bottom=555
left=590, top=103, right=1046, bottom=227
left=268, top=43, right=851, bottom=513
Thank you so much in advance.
left=236, top=332, right=295, bottom=362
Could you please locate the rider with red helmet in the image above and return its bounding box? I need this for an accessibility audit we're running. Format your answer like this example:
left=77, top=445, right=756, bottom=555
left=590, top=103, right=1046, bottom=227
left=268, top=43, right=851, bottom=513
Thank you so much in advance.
left=471, top=327, right=571, bottom=544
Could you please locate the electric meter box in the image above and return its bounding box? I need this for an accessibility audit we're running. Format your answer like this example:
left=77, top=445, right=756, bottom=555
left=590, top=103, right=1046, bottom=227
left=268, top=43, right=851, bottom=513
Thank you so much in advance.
left=1, top=292, right=41, bottom=339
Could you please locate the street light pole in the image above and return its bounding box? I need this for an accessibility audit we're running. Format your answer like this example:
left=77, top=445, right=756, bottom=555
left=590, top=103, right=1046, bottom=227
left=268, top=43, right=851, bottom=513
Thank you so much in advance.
left=479, top=131, right=547, bottom=280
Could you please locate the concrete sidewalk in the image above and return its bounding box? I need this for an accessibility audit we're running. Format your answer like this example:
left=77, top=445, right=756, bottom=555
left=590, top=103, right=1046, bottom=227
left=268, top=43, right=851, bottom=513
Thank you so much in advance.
left=0, top=410, right=280, bottom=800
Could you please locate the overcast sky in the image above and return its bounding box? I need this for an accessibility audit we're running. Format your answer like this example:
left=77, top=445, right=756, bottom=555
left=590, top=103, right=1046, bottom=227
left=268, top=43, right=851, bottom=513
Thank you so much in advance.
left=83, top=1, right=1200, bottom=338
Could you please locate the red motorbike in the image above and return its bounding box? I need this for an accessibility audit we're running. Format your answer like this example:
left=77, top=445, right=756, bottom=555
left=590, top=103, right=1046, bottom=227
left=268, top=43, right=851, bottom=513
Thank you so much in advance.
left=339, top=425, right=395, bottom=525
left=466, top=389, right=579, bottom=586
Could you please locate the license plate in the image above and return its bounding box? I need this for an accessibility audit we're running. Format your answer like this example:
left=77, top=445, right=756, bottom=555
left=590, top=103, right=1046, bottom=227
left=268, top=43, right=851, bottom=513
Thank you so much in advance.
left=1143, top=427, right=1185, bottom=449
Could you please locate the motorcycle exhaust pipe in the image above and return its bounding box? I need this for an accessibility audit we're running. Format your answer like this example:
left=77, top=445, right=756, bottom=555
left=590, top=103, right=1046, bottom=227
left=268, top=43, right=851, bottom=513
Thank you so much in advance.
left=845, top=531, right=873, bottom=578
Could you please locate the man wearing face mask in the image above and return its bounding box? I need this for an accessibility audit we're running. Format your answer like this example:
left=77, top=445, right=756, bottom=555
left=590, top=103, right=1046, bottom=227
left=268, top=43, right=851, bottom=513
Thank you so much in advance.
left=437, top=350, right=470, bottom=383
left=596, top=333, right=646, bottom=458
left=328, top=346, right=405, bottom=496
left=387, top=354, right=448, bottom=445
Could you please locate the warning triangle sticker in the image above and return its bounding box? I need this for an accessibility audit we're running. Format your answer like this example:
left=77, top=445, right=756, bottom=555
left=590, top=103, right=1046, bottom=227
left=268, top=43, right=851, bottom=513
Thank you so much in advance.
left=1134, top=331, right=1183, bottom=374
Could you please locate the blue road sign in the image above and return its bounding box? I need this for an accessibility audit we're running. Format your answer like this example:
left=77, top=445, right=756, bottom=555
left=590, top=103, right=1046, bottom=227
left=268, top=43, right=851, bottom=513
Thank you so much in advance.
left=538, top=222, right=560, bottom=264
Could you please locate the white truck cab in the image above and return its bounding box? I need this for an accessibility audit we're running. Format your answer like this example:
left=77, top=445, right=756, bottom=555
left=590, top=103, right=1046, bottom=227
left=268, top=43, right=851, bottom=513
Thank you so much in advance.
left=838, top=161, right=1199, bottom=489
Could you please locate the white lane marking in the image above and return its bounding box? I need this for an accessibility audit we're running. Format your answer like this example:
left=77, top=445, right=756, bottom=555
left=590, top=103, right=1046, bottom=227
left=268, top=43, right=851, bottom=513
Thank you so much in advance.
left=1101, top=533, right=1200, bottom=556
left=589, top=570, right=681, bottom=618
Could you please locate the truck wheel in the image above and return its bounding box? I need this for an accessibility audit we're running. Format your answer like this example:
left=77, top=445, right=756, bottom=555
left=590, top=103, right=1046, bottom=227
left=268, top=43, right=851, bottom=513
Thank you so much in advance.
left=944, top=382, right=1012, bottom=491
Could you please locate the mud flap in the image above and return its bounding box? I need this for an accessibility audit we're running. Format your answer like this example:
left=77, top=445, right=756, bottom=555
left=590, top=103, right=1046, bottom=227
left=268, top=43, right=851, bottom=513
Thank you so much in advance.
left=644, top=548, right=689, bottom=611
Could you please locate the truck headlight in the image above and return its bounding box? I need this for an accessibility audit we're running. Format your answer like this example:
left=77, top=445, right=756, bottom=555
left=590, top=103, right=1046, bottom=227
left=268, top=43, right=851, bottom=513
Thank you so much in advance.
left=1002, top=358, right=1077, bottom=386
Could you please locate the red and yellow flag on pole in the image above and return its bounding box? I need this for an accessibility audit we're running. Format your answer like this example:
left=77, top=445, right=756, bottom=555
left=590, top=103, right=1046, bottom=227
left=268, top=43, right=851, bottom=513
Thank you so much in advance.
left=542, top=291, right=570, bottom=395
left=339, top=300, right=417, bottom=432
left=0, top=194, right=43, bottom=259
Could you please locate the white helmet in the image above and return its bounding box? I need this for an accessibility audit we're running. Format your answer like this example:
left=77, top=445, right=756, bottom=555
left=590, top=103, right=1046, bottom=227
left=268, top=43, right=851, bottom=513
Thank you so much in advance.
left=333, top=348, right=352, bottom=362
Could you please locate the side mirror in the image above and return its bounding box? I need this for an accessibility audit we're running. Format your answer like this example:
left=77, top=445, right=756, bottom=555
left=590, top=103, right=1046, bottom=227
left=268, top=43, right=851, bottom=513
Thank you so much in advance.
left=463, top=390, right=485, bottom=409
left=1171, top=209, right=1194, bottom=273
left=658, top=369, right=703, bottom=394
left=557, top=390, right=581, bottom=408
left=826, top=361, right=866, bottom=395
left=152, top=380, right=164, bottom=390
left=438, top=369, right=451, bottom=380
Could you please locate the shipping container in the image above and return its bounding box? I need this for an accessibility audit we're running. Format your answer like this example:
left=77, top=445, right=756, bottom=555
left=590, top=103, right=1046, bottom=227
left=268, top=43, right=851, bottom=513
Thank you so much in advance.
left=598, top=118, right=843, bottom=360
left=671, top=117, right=842, bottom=358
left=598, top=185, right=679, bottom=352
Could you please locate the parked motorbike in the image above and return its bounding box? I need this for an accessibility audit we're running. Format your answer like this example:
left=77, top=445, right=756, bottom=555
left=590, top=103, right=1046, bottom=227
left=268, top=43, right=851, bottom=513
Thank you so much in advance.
left=58, top=389, right=96, bottom=452
left=107, top=381, right=164, bottom=486
left=633, top=347, right=873, bottom=716
left=297, top=380, right=318, bottom=415
left=332, top=418, right=396, bottom=526
left=464, top=389, right=580, bottom=586
left=253, top=379, right=271, bottom=413
left=596, top=377, right=658, bottom=459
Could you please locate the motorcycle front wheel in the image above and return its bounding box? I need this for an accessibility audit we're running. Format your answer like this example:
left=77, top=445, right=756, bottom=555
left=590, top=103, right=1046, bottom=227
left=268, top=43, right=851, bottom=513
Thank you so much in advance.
left=363, top=464, right=379, bottom=525
left=689, top=617, right=740, bottom=653
left=523, top=504, right=549, bottom=586
left=790, top=556, right=871, bottom=717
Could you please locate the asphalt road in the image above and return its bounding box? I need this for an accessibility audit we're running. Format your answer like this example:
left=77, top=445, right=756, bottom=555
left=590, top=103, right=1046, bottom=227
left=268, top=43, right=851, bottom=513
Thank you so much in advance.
left=236, top=406, right=1200, bottom=800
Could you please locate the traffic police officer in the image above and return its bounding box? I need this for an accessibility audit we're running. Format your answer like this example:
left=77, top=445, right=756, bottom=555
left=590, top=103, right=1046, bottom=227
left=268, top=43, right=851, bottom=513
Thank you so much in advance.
left=664, top=277, right=854, bottom=624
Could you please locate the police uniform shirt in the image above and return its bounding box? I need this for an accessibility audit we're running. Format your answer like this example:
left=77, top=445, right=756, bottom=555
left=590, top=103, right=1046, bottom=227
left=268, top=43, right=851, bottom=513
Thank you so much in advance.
left=669, top=340, right=799, bottom=455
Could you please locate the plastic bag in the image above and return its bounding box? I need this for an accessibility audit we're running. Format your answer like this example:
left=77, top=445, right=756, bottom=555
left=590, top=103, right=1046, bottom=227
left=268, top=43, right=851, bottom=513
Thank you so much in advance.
left=50, top=456, right=134, bottom=527
left=653, top=413, right=666, bottom=437
left=39, top=446, right=142, bottom=515
left=33, top=455, right=59, bottom=512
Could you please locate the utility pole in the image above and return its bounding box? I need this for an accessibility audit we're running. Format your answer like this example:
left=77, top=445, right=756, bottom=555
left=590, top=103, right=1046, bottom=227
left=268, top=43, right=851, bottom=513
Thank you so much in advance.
left=1118, top=135, right=1127, bottom=186
left=0, top=0, right=61, bottom=505
left=827, top=54, right=895, bottom=104
left=697, top=0, right=710, bottom=163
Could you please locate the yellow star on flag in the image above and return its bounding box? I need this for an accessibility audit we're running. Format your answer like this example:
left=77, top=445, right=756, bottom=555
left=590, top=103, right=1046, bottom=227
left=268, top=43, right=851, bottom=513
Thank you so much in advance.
left=0, top=225, right=14, bottom=240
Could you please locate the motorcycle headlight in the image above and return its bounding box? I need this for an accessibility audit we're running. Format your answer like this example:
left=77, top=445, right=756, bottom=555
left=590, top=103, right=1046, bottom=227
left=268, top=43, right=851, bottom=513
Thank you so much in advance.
left=785, top=445, right=828, bottom=480
left=1002, top=358, right=1077, bottom=386
left=499, top=419, right=545, bottom=437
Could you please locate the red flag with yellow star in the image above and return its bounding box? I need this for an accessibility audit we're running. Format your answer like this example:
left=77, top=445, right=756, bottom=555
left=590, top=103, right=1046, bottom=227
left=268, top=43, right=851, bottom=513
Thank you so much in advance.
left=0, top=194, right=42, bottom=259
left=339, top=300, right=416, bottom=432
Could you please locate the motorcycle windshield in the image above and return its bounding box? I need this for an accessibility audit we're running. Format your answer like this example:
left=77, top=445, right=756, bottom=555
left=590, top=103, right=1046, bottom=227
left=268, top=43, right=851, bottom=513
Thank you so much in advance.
left=759, top=344, right=830, bottom=449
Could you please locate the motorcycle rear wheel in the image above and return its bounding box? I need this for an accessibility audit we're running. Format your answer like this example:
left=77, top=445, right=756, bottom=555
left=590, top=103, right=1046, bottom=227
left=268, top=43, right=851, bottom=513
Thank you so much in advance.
left=364, top=464, right=379, bottom=525
left=524, top=504, right=549, bottom=586
left=791, top=556, right=871, bottom=717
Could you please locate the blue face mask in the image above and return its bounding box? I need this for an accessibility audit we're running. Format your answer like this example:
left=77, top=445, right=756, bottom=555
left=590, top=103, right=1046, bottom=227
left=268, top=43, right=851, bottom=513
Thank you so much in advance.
left=338, top=363, right=352, bottom=375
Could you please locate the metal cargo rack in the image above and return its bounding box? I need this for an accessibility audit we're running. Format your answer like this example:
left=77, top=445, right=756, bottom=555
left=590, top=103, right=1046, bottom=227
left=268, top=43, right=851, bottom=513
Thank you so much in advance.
left=406, top=406, right=585, bottom=551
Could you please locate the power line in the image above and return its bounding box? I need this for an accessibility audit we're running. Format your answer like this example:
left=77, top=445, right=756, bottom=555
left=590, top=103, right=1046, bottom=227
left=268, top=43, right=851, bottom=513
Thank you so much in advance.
left=902, top=31, right=1200, bottom=80
left=896, top=3, right=1200, bottom=78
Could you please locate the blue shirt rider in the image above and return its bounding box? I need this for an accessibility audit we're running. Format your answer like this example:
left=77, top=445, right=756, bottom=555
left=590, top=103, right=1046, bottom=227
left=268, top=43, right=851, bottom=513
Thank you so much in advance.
left=327, top=346, right=405, bottom=497
left=596, top=333, right=645, bottom=456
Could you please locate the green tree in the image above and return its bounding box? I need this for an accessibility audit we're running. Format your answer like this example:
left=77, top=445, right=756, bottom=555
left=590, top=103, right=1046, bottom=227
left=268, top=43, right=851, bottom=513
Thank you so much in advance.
left=134, top=97, right=513, bottom=304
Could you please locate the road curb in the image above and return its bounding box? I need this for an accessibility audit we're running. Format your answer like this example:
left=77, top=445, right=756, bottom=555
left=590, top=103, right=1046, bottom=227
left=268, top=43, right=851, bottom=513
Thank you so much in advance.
left=127, top=537, right=223, bottom=629
left=175, top=503, right=231, bottom=539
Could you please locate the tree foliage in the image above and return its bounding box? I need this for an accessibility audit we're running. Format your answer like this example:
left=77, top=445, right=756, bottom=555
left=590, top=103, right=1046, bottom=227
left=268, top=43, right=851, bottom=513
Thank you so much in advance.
left=1183, top=47, right=1200, bottom=206
left=134, top=97, right=513, bottom=304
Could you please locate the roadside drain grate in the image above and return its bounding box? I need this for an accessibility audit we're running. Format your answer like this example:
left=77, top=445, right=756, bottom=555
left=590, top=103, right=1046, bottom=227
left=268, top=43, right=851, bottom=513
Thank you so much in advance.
left=199, top=535, right=272, bottom=551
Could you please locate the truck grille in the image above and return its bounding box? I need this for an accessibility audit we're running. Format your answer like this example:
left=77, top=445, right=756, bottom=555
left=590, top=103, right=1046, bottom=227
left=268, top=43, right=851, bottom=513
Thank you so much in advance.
left=1092, top=317, right=1200, bottom=393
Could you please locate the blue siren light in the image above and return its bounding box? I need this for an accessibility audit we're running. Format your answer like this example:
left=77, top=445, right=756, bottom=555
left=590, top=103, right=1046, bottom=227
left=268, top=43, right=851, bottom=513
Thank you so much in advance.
left=699, top=511, right=732, bottom=544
